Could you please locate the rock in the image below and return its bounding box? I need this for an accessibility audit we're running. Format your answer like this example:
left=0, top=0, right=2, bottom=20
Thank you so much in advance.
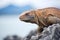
left=4, top=35, right=23, bottom=40
left=23, top=30, right=37, bottom=40
left=25, top=24, right=60, bottom=40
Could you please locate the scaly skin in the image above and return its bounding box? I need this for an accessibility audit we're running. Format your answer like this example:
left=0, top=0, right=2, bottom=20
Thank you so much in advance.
left=19, top=7, right=60, bottom=34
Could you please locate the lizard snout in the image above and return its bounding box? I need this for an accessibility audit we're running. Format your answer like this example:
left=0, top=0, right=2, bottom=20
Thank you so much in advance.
left=19, top=15, right=23, bottom=21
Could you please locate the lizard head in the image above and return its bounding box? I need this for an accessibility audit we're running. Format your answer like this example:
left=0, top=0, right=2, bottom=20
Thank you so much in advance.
left=19, top=10, right=36, bottom=23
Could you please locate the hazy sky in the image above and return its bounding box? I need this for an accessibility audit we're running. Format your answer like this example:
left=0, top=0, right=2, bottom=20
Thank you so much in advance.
left=0, top=0, right=60, bottom=9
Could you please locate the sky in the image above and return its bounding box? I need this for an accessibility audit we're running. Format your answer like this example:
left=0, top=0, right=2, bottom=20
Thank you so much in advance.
left=0, top=0, right=60, bottom=9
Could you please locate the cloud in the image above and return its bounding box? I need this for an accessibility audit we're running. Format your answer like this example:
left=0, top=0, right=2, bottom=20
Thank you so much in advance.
left=0, top=0, right=60, bottom=8
left=11, top=0, right=31, bottom=6
left=30, top=0, right=60, bottom=9
left=0, top=0, right=31, bottom=8
left=0, top=0, right=11, bottom=8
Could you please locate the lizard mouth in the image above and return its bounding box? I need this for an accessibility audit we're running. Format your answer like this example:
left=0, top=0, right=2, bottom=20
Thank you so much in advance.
left=22, top=20, right=30, bottom=22
left=20, top=18, right=30, bottom=22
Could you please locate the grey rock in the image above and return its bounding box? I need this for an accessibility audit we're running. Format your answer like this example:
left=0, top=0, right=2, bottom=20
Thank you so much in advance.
left=25, top=24, right=60, bottom=40
left=4, top=35, right=23, bottom=40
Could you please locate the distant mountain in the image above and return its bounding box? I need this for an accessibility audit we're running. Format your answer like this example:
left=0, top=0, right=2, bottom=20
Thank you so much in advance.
left=0, top=5, right=33, bottom=15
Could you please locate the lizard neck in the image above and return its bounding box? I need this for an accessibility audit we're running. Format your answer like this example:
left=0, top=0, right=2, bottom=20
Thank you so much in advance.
left=34, top=10, right=47, bottom=27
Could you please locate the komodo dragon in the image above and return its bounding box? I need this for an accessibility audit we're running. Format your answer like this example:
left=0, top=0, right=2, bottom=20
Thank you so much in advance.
left=19, top=7, right=60, bottom=34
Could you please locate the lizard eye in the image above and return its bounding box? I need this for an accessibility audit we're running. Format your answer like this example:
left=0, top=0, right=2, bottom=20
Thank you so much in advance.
left=25, top=13, right=29, bottom=16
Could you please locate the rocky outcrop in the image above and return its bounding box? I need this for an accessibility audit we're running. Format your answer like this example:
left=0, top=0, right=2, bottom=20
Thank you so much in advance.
left=25, top=24, right=60, bottom=40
